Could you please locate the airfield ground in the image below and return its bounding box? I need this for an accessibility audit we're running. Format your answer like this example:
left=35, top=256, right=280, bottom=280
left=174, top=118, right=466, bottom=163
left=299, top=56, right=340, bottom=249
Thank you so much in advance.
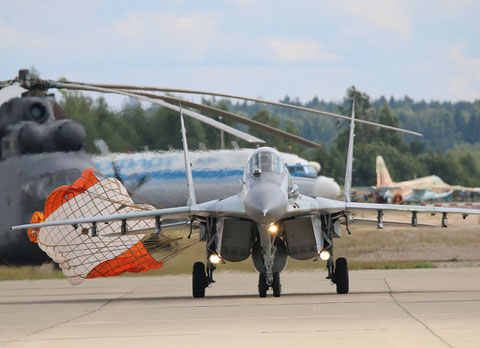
left=1, top=268, right=480, bottom=347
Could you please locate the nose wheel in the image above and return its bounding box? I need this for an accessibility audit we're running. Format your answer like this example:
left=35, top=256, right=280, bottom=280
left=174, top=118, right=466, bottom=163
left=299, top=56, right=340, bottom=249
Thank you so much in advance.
left=258, top=272, right=281, bottom=297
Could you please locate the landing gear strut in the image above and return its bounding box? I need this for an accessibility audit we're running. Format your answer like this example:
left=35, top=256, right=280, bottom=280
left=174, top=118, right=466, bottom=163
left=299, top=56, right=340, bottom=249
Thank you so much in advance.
left=258, top=272, right=281, bottom=297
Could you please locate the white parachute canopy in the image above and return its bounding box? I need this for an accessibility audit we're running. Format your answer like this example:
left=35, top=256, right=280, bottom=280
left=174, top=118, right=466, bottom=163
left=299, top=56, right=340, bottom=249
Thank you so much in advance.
left=28, top=169, right=196, bottom=285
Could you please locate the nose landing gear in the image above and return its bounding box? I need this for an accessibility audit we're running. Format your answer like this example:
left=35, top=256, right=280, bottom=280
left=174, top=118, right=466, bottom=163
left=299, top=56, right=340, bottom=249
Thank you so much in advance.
left=258, top=272, right=281, bottom=297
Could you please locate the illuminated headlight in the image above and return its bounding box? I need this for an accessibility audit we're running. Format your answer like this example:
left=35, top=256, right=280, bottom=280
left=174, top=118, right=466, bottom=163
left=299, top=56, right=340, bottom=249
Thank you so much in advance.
left=209, top=254, right=221, bottom=264
left=319, top=250, right=330, bottom=261
left=268, top=223, right=278, bottom=234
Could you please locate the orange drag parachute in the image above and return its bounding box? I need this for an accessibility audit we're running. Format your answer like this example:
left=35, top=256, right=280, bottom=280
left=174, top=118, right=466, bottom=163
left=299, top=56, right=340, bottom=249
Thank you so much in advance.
left=28, top=169, right=196, bottom=285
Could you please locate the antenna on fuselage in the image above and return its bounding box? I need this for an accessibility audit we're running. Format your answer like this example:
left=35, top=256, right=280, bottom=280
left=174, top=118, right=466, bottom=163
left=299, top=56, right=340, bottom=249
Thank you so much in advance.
left=343, top=99, right=355, bottom=202
left=179, top=102, right=197, bottom=206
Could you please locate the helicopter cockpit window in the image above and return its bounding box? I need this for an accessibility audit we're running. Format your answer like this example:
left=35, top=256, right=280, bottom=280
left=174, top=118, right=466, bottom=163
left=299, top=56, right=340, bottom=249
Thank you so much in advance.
left=248, top=151, right=284, bottom=174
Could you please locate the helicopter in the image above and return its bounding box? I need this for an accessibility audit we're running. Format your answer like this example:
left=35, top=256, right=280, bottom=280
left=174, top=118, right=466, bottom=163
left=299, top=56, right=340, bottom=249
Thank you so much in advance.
left=0, top=73, right=92, bottom=264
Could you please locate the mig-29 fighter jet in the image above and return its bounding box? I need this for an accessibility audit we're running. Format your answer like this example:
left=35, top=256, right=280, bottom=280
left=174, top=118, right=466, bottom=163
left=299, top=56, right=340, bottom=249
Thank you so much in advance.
left=10, top=71, right=480, bottom=297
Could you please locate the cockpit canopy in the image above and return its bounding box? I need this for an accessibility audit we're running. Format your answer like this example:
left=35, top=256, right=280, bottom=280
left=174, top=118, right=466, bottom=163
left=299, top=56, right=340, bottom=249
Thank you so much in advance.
left=247, top=150, right=285, bottom=175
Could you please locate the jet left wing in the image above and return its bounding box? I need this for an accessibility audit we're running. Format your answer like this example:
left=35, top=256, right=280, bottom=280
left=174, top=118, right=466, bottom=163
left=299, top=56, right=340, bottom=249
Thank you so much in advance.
left=287, top=195, right=480, bottom=222
left=344, top=201, right=480, bottom=228
left=346, top=217, right=438, bottom=228
left=345, top=201, right=480, bottom=215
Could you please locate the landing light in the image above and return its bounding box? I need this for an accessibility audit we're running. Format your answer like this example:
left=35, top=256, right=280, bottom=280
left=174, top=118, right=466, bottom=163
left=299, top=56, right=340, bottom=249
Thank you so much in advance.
left=319, top=250, right=330, bottom=261
left=268, top=224, right=278, bottom=234
left=209, top=254, right=221, bottom=264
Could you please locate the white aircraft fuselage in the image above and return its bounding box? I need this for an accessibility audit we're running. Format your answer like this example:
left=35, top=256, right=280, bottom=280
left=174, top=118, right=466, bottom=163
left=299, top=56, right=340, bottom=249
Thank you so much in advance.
left=93, top=149, right=340, bottom=207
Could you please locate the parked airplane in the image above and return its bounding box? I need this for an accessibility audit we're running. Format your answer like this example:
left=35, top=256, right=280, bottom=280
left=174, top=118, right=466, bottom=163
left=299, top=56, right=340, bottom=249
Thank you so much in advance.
left=376, top=155, right=480, bottom=203
left=94, top=149, right=340, bottom=207
left=12, top=81, right=480, bottom=298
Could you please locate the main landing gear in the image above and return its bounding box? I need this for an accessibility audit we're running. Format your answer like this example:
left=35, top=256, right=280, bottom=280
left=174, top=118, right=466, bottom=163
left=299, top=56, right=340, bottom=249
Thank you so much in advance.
left=258, top=272, right=281, bottom=298
left=192, top=262, right=207, bottom=298
left=327, top=257, right=349, bottom=294
left=192, top=260, right=216, bottom=298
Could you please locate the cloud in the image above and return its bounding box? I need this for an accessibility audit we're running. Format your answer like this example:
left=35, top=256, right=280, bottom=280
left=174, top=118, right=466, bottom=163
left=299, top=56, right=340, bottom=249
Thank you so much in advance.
left=218, top=0, right=258, bottom=8
left=449, top=45, right=480, bottom=100
left=268, top=38, right=336, bottom=63
left=0, top=20, right=48, bottom=48
left=113, top=11, right=216, bottom=59
left=335, top=0, right=413, bottom=40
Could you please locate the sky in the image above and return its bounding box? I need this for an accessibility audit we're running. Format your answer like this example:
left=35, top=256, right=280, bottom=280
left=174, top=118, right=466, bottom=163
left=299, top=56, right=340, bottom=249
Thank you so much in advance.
left=1, top=0, right=480, bottom=105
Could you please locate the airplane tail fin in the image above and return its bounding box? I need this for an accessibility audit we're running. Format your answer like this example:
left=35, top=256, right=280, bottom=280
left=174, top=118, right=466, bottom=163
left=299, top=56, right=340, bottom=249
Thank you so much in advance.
left=343, top=101, right=355, bottom=202
left=376, top=155, right=393, bottom=187
left=179, top=103, right=197, bottom=206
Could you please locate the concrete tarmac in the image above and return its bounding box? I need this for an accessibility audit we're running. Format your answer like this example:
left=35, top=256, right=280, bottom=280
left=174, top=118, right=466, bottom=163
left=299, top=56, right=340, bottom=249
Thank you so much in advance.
left=1, top=268, right=480, bottom=348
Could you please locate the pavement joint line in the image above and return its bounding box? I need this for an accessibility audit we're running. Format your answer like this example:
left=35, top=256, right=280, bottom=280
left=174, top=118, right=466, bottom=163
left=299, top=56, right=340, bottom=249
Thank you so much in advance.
left=0, top=285, right=141, bottom=346
left=4, top=294, right=480, bottom=307
left=4, top=327, right=400, bottom=343
left=59, top=314, right=374, bottom=326
left=383, top=278, right=453, bottom=348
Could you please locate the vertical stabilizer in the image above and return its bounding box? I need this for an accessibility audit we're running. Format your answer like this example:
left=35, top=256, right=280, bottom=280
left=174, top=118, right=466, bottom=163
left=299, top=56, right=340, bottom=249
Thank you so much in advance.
left=343, top=101, right=355, bottom=202
left=179, top=103, right=197, bottom=206
left=376, top=155, right=393, bottom=187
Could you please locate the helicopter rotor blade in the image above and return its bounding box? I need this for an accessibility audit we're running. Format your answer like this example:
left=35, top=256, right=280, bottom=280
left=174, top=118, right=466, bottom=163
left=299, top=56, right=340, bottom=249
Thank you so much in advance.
left=120, top=90, right=321, bottom=148
left=67, top=81, right=423, bottom=137
left=52, top=81, right=320, bottom=148
left=51, top=82, right=266, bottom=145
left=13, top=70, right=423, bottom=140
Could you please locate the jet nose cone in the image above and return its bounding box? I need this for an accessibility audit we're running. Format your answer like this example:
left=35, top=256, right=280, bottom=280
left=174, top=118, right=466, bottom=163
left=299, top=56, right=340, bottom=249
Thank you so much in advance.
left=244, top=183, right=288, bottom=224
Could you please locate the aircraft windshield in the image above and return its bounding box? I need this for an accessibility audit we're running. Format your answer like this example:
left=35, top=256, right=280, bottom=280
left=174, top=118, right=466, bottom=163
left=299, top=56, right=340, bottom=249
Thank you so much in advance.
left=287, top=165, right=317, bottom=177
left=248, top=151, right=284, bottom=174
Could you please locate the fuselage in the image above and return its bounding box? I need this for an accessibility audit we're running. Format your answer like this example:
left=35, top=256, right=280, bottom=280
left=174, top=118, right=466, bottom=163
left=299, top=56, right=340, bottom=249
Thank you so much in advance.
left=381, top=176, right=453, bottom=202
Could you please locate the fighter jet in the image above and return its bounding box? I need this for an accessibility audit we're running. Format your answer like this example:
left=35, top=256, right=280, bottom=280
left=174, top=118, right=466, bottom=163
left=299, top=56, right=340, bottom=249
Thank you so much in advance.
left=376, top=155, right=480, bottom=203
left=13, top=94, right=480, bottom=297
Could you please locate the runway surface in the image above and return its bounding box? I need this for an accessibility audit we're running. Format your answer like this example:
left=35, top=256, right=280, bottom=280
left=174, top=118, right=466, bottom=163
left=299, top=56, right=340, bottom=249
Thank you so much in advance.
left=1, top=268, right=480, bottom=347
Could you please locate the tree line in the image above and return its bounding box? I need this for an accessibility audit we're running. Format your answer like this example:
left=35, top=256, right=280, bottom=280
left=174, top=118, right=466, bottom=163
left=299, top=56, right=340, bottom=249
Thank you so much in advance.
left=58, top=87, right=480, bottom=188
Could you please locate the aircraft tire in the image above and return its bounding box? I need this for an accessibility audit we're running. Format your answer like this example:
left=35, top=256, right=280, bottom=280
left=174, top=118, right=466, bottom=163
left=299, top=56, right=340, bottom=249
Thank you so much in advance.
left=258, top=273, right=268, bottom=298
left=335, top=257, right=349, bottom=294
left=272, top=272, right=281, bottom=297
left=192, top=262, right=207, bottom=298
